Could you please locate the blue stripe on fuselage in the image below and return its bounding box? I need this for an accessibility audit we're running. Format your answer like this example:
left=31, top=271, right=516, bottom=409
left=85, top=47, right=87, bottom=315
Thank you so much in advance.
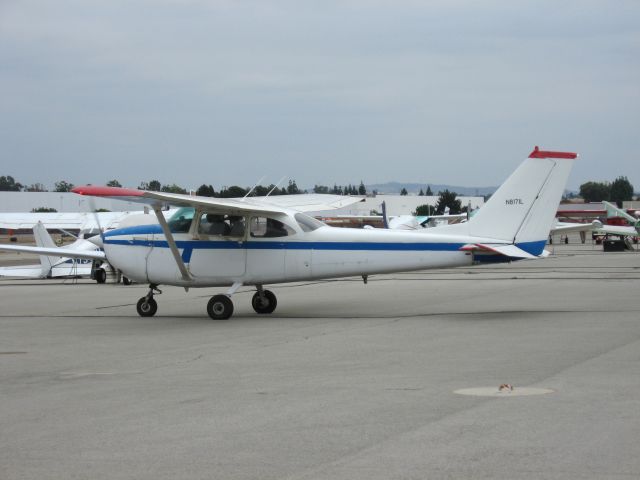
left=104, top=224, right=163, bottom=238
left=104, top=238, right=467, bottom=251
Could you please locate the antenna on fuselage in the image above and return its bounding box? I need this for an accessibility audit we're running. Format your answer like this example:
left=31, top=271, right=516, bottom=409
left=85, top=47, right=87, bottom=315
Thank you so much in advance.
left=266, top=177, right=286, bottom=197
left=242, top=176, right=266, bottom=200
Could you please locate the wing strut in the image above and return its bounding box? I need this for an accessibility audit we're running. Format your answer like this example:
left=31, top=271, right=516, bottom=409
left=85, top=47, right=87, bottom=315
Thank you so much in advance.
left=152, top=206, right=192, bottom=282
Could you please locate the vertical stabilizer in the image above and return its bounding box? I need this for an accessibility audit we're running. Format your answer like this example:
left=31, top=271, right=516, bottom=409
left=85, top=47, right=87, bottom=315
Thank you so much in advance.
left=33, top=222, right=61, bottom=277
left=467, top=147, right=577, bottom=255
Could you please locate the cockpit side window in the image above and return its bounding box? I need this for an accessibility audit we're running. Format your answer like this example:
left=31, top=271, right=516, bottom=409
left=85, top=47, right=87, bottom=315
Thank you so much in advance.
left=295, top=213, right=326, bottom=232
left=197, top=213, right=246, bottom=237
left=250, top=217, right=296, bottom=238
left=168, top=207, right=195, bottom=233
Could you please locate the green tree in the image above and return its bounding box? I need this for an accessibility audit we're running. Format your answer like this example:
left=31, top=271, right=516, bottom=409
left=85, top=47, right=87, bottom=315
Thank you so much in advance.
left=287, top=180, right=300, bottom=195
left=415, top=204, right=434, bottom=216
left=426, top=185, right=433, bottom=196
left=313, top=185, right=329, bottom=194
left=161, top=184, right=188, bottom=194
left=435, top=190, right=462, bottom=214
left=0, top=175, right=23, bottom=191
left=579, top=181, right=610, bottom=203
left=196, top=184, right=216, bottom=197
left=54, top=180, right=74, bottom=192
left=139, top=180, right=162, bottom=191
left=25, top=183, right=47, bottom=192
left=358, top=181, right=367, bottom=196
left=106, top=179, right=122, bottom=188
left=218, top=186, right=248, bottom=198
left=418, top=188, right=424, bottom=196
left=31, top=207, right=57, bottom=212
left=400, top=187, right=408, bottom=196
left=609, top=176, right=634, bottom=207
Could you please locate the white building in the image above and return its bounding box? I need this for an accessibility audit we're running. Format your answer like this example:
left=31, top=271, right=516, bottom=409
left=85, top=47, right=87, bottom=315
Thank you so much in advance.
left=0, top=192, right=146, bottom=213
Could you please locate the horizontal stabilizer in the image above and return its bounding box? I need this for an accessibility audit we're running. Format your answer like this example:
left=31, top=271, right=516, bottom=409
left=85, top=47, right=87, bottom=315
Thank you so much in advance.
left=460, top=243, right=537, bottom=259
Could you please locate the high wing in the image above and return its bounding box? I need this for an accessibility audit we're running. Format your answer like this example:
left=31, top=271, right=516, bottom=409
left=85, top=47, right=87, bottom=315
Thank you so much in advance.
left=551, top=220, right=602, bottom=234
left=249, top=194, right=364, bottom=212
left=71, top=186, right=363, bottom=215
left=0, top=244, right=105, bottom=261
left=595, top=224, right=639, bottom=236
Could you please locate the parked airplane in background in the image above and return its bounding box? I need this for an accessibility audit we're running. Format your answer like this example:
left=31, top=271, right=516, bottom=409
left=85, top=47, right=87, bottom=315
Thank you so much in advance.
left=0, top=222, right=106, bottom=280
left=0, top=147, right=576, bottom=320
left=387, top=210, right=469, bottom=230
left=596, top=201, right=640, bottom=237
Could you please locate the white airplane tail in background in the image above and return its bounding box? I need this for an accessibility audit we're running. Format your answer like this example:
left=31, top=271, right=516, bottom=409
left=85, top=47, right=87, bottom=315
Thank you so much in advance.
left=465, top=147, right=577, bottom=254
left=33, top=221, right=61, bottom=277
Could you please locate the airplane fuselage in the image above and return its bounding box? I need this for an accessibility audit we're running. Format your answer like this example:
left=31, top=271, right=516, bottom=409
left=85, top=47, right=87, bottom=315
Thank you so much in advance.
left=103, top=221, right=515, bottom=287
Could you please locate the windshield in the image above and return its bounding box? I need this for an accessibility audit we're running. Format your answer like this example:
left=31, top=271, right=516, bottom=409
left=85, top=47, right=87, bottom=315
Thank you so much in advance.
left=167, top=207, right=195, bottom=233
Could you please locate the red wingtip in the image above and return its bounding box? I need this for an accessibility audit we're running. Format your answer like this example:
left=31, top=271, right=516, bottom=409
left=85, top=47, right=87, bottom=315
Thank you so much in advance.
left=529, top=146, right=577, bottom=159
left=71, top=185, right=144, bottom=197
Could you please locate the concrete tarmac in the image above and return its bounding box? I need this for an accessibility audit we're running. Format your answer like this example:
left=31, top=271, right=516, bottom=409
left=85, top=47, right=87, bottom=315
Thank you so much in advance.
left=1, top=242, right=640, bottom=479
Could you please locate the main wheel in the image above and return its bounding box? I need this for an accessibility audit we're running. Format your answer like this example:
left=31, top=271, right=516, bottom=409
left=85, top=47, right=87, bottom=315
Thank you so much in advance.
left=207, top=295, right=234, bottom=320
left=95, top=268, right=107, bottom=284
left=251, top=290, right=277, bottom=314
left=136, top=297, right=158, bottom=317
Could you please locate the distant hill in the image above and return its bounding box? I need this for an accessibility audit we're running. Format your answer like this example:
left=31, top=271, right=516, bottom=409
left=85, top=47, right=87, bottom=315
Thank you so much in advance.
left=365, top=182, right=497, bottom=196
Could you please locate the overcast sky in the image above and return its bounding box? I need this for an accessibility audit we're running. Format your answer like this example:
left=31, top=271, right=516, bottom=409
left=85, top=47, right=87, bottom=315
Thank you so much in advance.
left=1, top=0, right=638, bottom=191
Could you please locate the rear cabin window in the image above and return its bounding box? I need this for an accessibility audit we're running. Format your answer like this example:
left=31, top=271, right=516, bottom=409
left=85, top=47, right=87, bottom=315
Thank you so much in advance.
left=168, top=207, right=195, bottom=233
left=198, top=213, right=245, bottom=237
left=250, top=217, right=296, bottom=238
left=295, top=213, right=325, bottom=232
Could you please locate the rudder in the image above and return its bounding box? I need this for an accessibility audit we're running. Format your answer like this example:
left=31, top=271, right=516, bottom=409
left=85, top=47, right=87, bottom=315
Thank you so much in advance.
left=467, top=147, right=577, bottom=254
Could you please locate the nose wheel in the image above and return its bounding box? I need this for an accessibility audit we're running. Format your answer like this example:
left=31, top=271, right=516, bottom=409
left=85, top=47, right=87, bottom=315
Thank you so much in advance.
left=136, top=285, right=161, bottom=317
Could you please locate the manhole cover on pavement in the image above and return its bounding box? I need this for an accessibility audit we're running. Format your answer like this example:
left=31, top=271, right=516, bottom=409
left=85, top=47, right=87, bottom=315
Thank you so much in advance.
left=454, top=387, right=554, bottom=397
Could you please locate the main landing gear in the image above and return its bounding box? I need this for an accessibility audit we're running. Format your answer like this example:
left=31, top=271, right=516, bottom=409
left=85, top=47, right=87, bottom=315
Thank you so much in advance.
left=206, top=284, right=277, bottom=320
left=133, top=283, right=278, bottom=320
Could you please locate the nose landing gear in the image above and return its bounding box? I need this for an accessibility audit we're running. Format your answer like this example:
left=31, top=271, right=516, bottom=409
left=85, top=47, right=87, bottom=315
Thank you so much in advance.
left=136, top=285, right=162, bottom=317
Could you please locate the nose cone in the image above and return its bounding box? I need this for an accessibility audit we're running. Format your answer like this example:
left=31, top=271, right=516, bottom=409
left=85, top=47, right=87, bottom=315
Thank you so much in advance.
left=88, top=234, right=104, bottom=248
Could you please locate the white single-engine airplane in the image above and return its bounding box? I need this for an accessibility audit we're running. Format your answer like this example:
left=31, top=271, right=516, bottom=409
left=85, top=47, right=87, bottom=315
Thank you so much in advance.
left=0, top=147, right=576, bottom=319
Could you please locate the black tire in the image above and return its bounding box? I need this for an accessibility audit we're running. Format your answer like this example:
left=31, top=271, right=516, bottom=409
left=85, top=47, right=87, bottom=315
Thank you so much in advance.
left=136, top=297, right=158, bottom=317
left=207, top=295, right=234, bottom=320
left=251, top=290, right=277, bottom=314
left=122, top=276, right=132, bottom=286
left=95, top=269, right=107, bottom=284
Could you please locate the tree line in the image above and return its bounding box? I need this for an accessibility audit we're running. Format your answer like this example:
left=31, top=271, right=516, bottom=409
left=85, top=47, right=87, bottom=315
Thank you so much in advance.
left=3, top=174, right=636, bottom=207
left=578, top=177, right=634, bottom=207
left=0, top=176, right=370, bottom=197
